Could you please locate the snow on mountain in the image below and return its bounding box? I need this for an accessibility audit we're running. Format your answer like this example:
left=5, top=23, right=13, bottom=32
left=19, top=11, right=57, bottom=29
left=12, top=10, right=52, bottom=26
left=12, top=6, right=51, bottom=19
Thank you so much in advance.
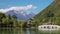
left=5, top=9, right=35, bottom=20
left=0, top=5, right=37, bottom=20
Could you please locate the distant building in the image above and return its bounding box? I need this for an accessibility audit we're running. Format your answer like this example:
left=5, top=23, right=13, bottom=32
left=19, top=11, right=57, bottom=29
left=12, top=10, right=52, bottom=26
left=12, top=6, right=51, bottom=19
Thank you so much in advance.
left=26, top=18, right=35, bottom=28
left=27, top=18, right=34, bottom=25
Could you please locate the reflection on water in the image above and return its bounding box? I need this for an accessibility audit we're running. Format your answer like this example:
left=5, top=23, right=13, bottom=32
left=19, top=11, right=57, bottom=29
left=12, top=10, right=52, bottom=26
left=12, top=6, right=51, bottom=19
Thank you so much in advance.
left=38, top=30, right=60, bottom=34
left=23, top=28, right=37, bottom=34
left=0, top=28, right=60, bottom=34
left=0, top=28, right=14, bottom=34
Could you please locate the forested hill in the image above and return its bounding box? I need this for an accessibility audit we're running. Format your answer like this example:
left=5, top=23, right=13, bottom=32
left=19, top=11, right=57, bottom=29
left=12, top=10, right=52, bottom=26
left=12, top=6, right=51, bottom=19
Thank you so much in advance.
left=34, top=0, right=60, bottom=25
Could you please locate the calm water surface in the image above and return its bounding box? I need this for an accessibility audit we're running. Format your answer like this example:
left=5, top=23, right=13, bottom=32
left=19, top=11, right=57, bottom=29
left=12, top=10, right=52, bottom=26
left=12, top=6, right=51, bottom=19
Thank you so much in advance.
left=0, top=28, right=60, bottom=34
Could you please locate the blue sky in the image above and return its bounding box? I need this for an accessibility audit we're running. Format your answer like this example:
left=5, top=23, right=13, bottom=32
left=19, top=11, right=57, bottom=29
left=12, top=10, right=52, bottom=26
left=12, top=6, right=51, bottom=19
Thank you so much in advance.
left=0, top=0, right=54, bottom=14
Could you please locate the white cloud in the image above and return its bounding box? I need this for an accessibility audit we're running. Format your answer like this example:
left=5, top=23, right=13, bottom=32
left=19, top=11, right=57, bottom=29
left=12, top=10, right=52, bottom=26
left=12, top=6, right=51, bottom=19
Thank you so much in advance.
left=0, top=5, right=37, bottom=13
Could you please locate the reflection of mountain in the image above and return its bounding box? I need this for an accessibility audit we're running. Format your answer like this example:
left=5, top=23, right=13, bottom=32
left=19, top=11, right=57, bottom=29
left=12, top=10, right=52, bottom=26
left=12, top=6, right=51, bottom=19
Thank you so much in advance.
left=5, top=10, right=35, bottom=20
left=34, top=0, right=60, bottom=25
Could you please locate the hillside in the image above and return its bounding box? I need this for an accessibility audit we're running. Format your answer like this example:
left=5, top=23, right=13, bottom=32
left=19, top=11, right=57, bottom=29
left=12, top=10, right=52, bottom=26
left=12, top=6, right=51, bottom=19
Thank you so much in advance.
left=34, top=0, right=60, bottom=25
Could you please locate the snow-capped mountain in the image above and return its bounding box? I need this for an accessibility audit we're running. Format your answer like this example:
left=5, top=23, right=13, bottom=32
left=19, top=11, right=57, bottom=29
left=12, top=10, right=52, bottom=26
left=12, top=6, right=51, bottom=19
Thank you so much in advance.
left=5, top=9, right=35, bottom=20
left=0, top=5, right=37, bottom=20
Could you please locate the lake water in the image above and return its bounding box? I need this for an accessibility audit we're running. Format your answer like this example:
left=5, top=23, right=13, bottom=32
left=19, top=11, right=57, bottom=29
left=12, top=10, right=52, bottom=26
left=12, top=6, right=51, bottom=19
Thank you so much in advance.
left=0, top=28, right=60, bottom=34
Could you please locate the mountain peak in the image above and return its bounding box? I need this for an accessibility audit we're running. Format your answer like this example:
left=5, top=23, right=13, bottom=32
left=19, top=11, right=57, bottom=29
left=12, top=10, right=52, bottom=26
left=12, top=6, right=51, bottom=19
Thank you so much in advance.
left=5, top=9, right=35, bottom=20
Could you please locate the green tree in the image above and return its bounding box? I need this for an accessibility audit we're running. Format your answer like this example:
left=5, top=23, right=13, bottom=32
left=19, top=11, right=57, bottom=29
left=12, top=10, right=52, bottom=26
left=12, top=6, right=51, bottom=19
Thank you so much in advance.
left=11, top=15, right=18, bottom=27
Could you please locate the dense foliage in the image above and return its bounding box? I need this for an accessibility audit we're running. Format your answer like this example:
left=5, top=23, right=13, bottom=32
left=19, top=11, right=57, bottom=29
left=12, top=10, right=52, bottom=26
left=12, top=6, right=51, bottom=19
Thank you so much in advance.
left=0, top=12, right=18, bottom=27
left=0, top=12, right=36, bottom=28
left=34, top=0, right=60, bottom=25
